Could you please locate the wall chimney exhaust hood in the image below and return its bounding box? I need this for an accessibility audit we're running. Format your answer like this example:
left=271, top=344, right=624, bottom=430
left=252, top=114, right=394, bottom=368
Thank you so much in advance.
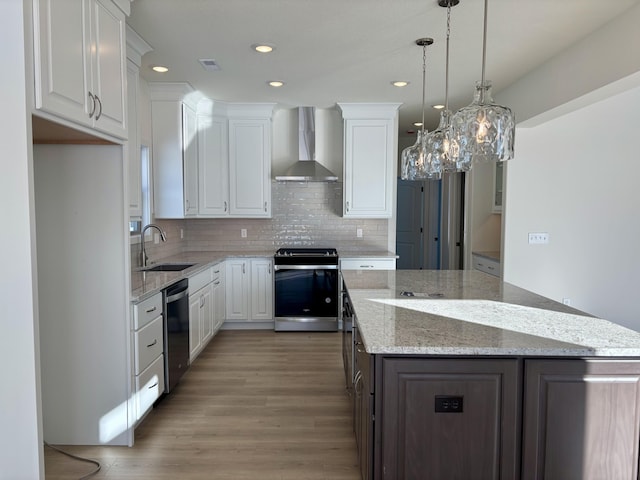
left=275, top=107, right=339, bottom=182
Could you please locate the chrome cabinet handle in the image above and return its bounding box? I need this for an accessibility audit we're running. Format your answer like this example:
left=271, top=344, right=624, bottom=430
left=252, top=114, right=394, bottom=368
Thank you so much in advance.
left=264, top=201, right=267, bottom=212
left=145, top=306, right=157, bottom=314
left=224, top=201, right=228, bottom=212
left=88, top=92, right=96, bottom=118
left=346, top=201, right=350, bottom=212
left=242, top=263, right=245, bottom=274
left=268, top=263, right=271, bottom=275
left=95, top=95, right=102, bottom=120
left=360, top=265, right=373, bottom=269
left=214, top=281, right=220, bottom=285
left=146, top=339, right=157, bottom=348
left=148, top=382, right=158, bottom=389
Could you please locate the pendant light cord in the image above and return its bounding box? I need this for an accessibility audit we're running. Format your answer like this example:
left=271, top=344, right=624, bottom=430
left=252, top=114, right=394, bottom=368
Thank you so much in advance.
left=480, top=0, right=489, bottom=102
left=421, top=43, right=427, bottom=136
left=445, top=3, right=451, bottom=112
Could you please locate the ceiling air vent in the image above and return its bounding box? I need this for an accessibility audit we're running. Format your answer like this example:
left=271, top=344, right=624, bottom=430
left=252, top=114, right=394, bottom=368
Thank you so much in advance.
left=198, top=59, right=221, bottom=72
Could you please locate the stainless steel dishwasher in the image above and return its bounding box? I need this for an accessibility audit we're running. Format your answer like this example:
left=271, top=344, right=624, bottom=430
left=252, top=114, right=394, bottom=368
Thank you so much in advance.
left=163, top=279, right=189, bottom=392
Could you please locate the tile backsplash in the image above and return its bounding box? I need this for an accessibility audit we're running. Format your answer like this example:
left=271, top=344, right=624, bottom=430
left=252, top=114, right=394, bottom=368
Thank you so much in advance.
left=132, top=181, right=389, bottom=265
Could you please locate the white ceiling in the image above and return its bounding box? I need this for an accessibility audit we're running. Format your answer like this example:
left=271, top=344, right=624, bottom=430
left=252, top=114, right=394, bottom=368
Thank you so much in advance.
left=127, top=0, right=640, bottom=133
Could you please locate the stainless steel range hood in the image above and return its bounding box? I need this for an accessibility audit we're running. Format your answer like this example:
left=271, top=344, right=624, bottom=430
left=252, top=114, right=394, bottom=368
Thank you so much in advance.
left=275, top=107, right=339, bottom=182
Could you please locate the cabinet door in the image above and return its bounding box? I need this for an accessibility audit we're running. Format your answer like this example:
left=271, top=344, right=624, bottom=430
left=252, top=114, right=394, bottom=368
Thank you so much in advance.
left=228, top=119, right=271, bottom=217
left=250, top=259, right=273, bottom=321
left=212, top=267, right=225, bottom=332
left=225, top=259, right=249, bottom=320
left=152, top=101, right=185, bottom=218
left=189, top=291, right=202, bottom=360
left=182, top=104, right=199, bottom=216
left=200, top=284, right=213, bottom=345
left=343, top=119, right=394, bottom=218
left=89, top=0, right=126, bottom=138
left=127, top=62, right=142, bottom=217
left=380, top=357, right=520, bottom=480
left=522, top=359, right=640, bottom=480
left=33, top=0, right=91, bottom=126
left=198, top=115, right=229, bottom=215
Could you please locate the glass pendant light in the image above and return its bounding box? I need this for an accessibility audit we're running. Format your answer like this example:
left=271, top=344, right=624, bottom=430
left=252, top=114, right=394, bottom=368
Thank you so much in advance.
left=450, top=0, right=515, bottom=170
left=424, top=0, right=459, bottom=173
left=400, top=37, right=441, bottom=181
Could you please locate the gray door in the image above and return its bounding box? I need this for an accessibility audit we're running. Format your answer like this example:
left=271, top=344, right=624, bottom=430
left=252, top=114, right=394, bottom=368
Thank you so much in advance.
left=396, top=175, right=465, bottom=270
left=396, top=179, right=424, bottom=269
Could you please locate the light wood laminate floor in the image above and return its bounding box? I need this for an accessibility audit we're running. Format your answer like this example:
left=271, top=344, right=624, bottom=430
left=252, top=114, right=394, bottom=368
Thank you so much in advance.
left=44, top=330, right=361, bottom=479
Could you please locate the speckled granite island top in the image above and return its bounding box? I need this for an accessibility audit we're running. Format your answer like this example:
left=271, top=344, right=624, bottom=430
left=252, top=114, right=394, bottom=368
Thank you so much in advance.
left=342, top=270, right=640, bottom=357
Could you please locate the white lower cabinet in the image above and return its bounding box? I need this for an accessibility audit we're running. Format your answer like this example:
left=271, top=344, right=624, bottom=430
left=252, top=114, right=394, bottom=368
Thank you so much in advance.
left=225, top=258, right=273, bottom=323
left=189, top=267, right=214, bottom=362
left=132, top=292, right=165, bottom=423
left=340, top=257, right=397, bottom=271
left=212, top=264, right=226, bottom=333
left=135, top=354, right=165, bottom=423
left=472, top=254, right=500, bottom=277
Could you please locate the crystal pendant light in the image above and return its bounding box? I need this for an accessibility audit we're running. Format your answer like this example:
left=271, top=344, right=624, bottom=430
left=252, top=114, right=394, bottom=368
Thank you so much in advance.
left=424, top=0, right=459, bottom=173
left=450, top=0, right=515, bottom=170
left=400, top=38, right=440, bottom=181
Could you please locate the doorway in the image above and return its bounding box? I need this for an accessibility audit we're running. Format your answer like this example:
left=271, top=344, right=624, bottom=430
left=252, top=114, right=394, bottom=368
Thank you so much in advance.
left=396, top=173, right=465, bottom=270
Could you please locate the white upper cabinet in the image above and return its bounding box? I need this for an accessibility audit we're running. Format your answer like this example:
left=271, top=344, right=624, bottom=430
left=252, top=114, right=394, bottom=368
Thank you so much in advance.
left=228, top=113, right=272, bottom=217
left=33, top=0, right=127, bottom=139
left=197, top=103, right=275, bottom=218
left=338, top=103, right=401, bottom=218
left=126, top=26, right=152, bottom=219
left=149, top=83, right=200, bottom=219
left=198, top=112, right=229, bottom=215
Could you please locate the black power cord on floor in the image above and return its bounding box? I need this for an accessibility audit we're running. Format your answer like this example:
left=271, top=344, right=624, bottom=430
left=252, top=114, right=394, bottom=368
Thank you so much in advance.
left=43, top=441, right=101, bottom=480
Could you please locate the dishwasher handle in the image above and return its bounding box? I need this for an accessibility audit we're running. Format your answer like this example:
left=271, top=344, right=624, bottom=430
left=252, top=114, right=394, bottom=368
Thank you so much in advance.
left=165, top=283, right=189, bottom=304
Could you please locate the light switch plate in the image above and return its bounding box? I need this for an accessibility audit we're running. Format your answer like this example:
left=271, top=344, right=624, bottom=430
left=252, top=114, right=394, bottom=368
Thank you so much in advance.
left=528, top=232, right=549, bottom=244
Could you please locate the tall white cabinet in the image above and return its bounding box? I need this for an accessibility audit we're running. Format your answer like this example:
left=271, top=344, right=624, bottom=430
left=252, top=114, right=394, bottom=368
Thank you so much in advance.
left=338, top=103, right=401, bottom=218
left=33, top=0, right=128, bottom=139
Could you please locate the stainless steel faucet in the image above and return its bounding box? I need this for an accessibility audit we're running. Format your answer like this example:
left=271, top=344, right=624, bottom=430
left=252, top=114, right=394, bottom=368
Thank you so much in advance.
left=140, top=224, right=167, bottom=267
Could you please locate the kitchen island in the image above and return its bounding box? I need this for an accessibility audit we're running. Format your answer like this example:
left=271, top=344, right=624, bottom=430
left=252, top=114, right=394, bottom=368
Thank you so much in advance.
left=341, top=270, right=640, bottom=480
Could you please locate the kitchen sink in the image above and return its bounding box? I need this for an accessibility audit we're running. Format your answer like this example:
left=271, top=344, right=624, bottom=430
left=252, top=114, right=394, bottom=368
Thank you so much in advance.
left=143, top=263, right=195, bottom=272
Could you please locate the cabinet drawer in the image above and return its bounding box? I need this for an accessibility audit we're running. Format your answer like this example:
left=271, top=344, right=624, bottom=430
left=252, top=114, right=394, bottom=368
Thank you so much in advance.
left=472, top=255, right=500, bottom=277
left=134, top=293, right=163, bottom=330
left=211, top=262, right=223, bottom=281
left=341, top=258, right=396, bottom=270
left=189, top=267, right=213, bottom=293
left=134, top=315, right=164, bottom=375
left=135, top=354, right=165, bottom=421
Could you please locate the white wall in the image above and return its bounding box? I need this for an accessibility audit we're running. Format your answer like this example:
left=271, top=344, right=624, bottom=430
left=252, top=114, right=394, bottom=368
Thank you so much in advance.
left=504, top=83, right=640, bottom=329
left=0, top=1, right=43, bottom=478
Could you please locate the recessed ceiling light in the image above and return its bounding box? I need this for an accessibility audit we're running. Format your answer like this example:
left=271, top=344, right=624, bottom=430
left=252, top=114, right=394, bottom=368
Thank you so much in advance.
left=432, top=104, right=445, bottom=110
left=413, top=121, right=423, bottom=127
left=268, top=81, right=284, bottom=87
left=151, top=65, right=169, bottom=73
left=392, top=81, right=409, bottom=87
left=253, top=44, right=275, bottom=53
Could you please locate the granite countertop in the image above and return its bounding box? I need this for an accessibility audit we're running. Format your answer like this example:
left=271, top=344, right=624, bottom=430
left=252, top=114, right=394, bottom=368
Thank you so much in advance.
left=342, top=270, right=640, bottom=357
left=131, top=250, right=274, bottom=303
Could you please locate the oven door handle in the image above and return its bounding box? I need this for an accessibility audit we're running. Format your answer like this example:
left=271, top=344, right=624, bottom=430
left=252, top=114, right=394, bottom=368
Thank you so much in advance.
left=274, top=264, right=338, bottom=271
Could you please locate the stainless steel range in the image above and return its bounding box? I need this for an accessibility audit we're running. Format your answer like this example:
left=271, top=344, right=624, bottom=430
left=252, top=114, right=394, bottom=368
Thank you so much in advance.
left=274, top=247, right=339, bottom=331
